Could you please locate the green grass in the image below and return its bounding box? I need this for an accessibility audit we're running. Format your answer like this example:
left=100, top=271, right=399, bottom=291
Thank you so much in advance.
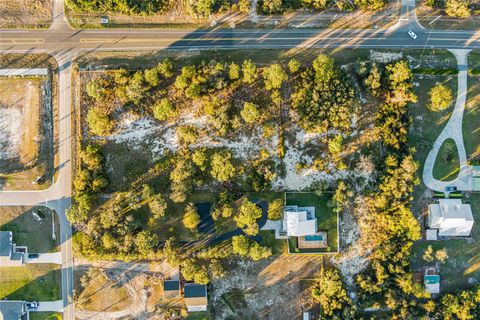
left=285, top=192, right=338, bottom=253
left=432, top=139, right=460, bottom=181
left=184, top=312, right=209, bottom=320
left=411, top=195, right=480, bottom=293
left=409, top=75, right=457, bottom=212
left=259, top=230, right=287, bottom=254
left=464, top=75, right=480, bottom=163
left=30, top=312, right=62, bottom=320
left=0, top=206, right=60, bottom=253
left=0, top=264, right=61, bottom=301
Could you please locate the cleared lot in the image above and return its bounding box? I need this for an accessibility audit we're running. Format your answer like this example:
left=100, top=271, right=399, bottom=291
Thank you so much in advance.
left=0, top=0, right=52, bottom=28
left=0, top=77, right=53, bottom=190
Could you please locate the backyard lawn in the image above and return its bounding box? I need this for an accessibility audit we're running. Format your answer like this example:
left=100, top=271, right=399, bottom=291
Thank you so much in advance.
left=0, top=264, right=61, bottom=301
left=286, top=192, right=338, bottom=253
left=0, top=206, right=59, bottom=253
left=411, top=194, right=480, bottom=292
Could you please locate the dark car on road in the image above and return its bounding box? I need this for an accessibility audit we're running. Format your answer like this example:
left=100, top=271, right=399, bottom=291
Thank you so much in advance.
left=28, top=253, right=39, bottom=259
left=445, top=186, right=457, bottom=192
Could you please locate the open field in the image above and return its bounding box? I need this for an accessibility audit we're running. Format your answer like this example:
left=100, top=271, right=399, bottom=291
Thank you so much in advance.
left=75, top=268, right=132, bottom=312
left=0, top=0, right=52, bottom=28
left=410, top=73, right=457, bottom=212
left=0, top=264, right=61, bottom=301
left=0, top=76, right=53, bottom=190
left=0, top=206, right=60, bottom=253
left=0, top=54, right=58, bottom=188
left=210, top=255, right=320, bottom=319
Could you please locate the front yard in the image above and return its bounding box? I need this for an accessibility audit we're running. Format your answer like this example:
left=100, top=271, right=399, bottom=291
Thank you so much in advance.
left=0, top=264, right=61, bottom=301
left=0, top=206, right=59, bottom=253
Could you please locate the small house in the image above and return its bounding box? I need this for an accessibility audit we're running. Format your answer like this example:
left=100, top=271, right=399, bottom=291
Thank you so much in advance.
left=282, top=206, right=317, bottom=237
left=0, top=231, right=27, bottom=267
left=184, top=283, right=207, bottom=312
left=163, top=280, right=180, bottom=299
left=428, top=199, right=474, bottom=237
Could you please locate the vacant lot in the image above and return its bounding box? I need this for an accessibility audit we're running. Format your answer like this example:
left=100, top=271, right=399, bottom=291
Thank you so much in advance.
left=0, top=77, right=53, bottom=190
left=210, top=255, right=320, bottom=319
left=0, top=206, right=59, bottom=253
left=0, top=264, right=61, bottom=301
left=0, top=0, right=52, bottom=28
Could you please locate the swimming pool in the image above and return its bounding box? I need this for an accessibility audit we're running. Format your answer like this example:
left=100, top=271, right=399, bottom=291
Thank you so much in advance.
left=304, top=234, right=324, bottom=241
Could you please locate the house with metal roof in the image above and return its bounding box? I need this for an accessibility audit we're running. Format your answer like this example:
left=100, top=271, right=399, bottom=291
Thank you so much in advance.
left=281, top=206, right=317, bottom=237
left=163, top=280, right=180, bottom=299
left=0, top=231, right=27, bottom=267
left=428, top=199, right=474, bottom=237
left=0, top=301, right=29, bottom=320
left=184, top=283, right=207, bottom=312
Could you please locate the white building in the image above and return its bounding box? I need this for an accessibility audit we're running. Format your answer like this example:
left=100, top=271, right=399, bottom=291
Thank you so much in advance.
left=282, top=206, right=317, bottom=237
left=428, top=199, right=474, bottom=237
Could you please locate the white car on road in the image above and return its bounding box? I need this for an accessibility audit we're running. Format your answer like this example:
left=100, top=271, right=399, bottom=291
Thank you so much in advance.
left=408, top=30, right=417, bottom=39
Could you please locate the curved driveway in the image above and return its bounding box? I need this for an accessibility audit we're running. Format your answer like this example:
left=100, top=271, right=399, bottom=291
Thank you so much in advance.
left=422, top=49, right=473, bottom=192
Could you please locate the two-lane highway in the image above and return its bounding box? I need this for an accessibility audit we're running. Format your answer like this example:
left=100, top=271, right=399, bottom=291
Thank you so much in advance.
left=3, top=28, right=480, bottom=52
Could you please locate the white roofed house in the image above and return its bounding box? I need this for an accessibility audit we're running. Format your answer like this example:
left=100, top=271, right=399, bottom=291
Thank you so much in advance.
left=428, top=199, right=474, bottom=237
left=283, top=206, right=317, bottom=237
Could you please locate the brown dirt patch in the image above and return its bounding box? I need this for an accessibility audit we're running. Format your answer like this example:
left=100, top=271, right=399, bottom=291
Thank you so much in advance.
left=0, top=0, right=52, bottom=28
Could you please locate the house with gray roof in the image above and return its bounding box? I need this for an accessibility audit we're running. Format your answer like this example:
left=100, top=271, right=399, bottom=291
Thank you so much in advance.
left=0, top=301, right=29, bottom=320
left=0, top=231, right=27, bottom=267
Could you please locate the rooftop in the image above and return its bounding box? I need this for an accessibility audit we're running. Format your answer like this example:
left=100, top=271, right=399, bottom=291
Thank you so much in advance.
left=184, top=284, right=207, bottom=298
left=0, top=231, right=12, bottom=257
left=163, top=280, right=180, bottom=292
left=0, top=301, right=27, bottom=320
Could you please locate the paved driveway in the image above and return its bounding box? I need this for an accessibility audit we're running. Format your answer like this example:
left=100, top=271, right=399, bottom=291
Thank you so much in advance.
left=26, top=252, right=62, bottom=264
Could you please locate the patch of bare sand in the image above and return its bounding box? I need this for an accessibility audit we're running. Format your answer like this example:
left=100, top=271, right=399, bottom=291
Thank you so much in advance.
left=211, top=256, right=321, bottom=319
left=0, top=79, right=42, bottom=169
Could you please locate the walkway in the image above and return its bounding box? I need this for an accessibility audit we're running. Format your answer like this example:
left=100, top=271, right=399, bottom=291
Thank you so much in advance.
left=422, top=49, right=473, bottom=192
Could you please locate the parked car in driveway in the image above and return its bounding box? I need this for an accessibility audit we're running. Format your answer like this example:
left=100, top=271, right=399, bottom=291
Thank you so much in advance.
left=26, top=301, right=38, bottom=311
left=408, top=30, right=417, bottom=39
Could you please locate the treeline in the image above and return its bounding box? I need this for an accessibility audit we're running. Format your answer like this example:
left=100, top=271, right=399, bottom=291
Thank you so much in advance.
left=258, top=0, right=390, bottom=14
left=312, top=59, right=480, bottom=318
left=66, top=0, right=251, bottom=17
left=425, top=0, right=479, bottom=19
